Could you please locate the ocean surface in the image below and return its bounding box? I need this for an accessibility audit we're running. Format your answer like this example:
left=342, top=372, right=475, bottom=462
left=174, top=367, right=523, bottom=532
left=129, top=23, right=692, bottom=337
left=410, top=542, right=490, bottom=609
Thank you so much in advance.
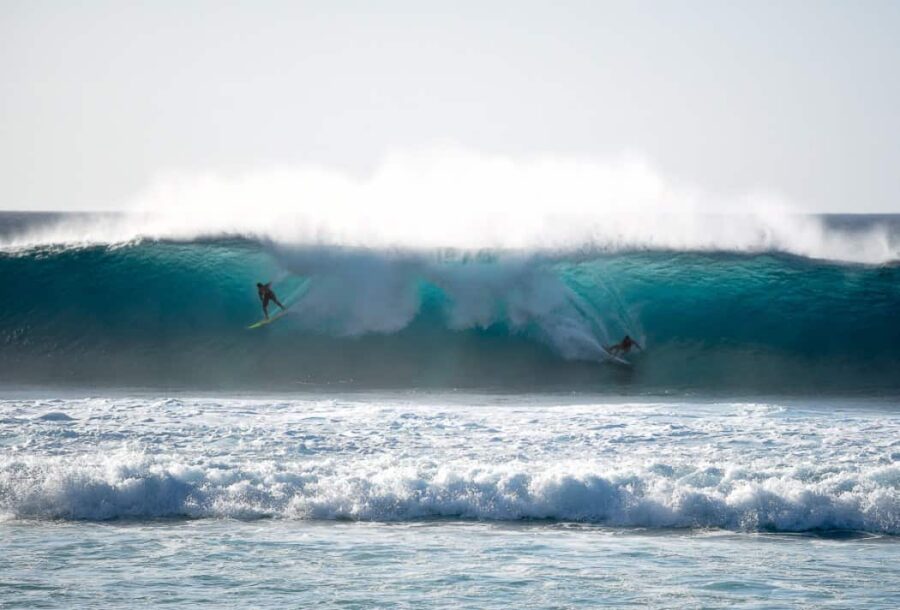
left=1, top=212, right=898, bottom=608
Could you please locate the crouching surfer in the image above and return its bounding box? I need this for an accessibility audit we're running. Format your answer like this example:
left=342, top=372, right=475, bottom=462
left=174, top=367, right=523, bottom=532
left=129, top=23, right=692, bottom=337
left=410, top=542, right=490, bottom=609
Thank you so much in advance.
left=257, top=282, right=286, bottom=320
left=607, top=335, right=642, bottom=357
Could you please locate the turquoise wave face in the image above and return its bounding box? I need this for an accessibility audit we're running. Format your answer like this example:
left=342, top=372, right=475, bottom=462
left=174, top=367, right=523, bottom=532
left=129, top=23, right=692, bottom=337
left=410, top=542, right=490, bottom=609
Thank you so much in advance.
left=1, top=240, right=898, bottom=393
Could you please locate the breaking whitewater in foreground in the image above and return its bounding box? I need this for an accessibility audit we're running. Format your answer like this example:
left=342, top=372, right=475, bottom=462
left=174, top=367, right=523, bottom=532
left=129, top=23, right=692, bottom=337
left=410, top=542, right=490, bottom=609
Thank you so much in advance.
left=3, top=396, right=899, bottom=534
left=3, top=394, right=899, bottom=608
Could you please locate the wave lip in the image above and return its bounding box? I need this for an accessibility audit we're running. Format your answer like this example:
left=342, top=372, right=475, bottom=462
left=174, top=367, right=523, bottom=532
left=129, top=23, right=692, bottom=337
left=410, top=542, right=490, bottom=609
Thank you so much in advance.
left=2, top=146, right=900, bottom=266
left=3, top=455, right=897, bottom=534
left=3, top=210, right=898, bottom=265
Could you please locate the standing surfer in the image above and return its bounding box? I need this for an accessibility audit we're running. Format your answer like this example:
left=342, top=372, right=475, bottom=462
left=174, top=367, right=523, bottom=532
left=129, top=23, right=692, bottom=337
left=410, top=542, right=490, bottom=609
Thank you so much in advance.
left=257, top=282, right=286, bottom=320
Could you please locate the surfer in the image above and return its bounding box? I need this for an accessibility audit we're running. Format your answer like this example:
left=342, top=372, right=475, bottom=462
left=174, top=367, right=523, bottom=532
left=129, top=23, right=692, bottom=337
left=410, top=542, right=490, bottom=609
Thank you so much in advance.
left=607, top=335, right=642, bottom=357
left=256, top=282, right=286, bottom=320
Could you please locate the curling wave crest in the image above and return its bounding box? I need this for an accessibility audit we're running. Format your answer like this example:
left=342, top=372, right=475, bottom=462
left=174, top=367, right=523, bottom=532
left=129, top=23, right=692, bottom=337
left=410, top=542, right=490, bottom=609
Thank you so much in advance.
left=2, top=150, right=897, bottom=263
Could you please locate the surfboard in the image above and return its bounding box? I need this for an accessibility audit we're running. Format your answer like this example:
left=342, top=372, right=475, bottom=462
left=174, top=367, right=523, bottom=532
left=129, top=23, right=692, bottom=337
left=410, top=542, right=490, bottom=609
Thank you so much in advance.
left=247, top=308, right=290, bottom=329
left=604, top=349, right=631, bottom=365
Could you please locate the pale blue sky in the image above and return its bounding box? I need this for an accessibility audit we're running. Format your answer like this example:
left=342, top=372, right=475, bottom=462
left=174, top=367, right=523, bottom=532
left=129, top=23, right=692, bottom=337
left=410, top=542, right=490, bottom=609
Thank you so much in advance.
left=2, top=0, right=898, bottom=212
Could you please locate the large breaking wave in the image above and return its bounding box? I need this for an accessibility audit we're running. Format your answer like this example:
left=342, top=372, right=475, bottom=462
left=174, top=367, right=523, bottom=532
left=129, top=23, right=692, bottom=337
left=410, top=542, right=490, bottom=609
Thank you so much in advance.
left=0, top=224, right=898, bottom=392
left=2, top=148, right=898, bottom=393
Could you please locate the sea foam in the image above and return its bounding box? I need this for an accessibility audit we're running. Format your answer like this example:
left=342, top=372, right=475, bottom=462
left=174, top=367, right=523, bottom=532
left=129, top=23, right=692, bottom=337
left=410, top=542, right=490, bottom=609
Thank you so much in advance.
left=2, top=452, right=897, bottom=533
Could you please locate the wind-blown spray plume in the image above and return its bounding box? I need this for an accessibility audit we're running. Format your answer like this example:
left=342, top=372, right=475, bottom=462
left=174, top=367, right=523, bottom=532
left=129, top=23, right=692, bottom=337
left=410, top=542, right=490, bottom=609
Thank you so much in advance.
left=3, top=148, right=897, bottom=263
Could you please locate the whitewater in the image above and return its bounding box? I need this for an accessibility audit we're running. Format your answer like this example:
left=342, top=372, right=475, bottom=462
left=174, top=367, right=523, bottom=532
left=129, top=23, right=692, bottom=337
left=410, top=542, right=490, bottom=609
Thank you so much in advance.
left=2, top=393, right=899, bottom=608
left=1, top=166, right=898, bottom=606
left=3, top=395, right=898, bottom=531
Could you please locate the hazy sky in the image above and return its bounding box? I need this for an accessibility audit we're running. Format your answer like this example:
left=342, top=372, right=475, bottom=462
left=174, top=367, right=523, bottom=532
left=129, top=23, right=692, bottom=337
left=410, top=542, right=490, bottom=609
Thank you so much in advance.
left=2, top=0, right=898, bottom=212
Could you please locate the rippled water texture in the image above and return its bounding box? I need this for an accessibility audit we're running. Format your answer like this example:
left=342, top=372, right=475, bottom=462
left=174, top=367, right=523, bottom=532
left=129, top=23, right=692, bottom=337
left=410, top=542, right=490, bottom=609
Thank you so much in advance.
left=3, top=520, right=897, bottom=609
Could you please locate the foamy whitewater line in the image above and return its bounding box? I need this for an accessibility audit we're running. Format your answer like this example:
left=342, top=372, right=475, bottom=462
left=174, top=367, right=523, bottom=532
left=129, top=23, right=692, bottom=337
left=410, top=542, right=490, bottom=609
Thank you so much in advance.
left=2, top=453, right=898, bottom=533
left=1, top=150, right=897, bottom=263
